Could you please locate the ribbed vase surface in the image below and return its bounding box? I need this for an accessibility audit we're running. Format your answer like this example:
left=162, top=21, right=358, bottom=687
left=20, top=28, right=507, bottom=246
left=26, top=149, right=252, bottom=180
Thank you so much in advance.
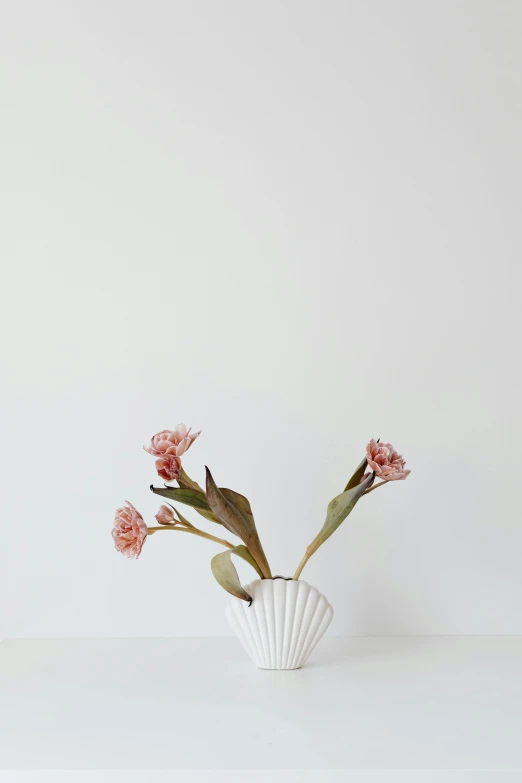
left=226, top=578, right=334, bottom=670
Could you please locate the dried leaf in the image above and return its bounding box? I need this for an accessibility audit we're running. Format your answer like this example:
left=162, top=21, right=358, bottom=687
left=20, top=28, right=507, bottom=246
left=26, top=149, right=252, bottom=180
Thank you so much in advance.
left=150, top=486, right=221, bottom=525
left=211, top=546, right=256, bottom=602
left=307, top=472, right=374, bottom=557
left=205, top=467, right=272, bottom=579
left=344, top=456, right=368, bottom=491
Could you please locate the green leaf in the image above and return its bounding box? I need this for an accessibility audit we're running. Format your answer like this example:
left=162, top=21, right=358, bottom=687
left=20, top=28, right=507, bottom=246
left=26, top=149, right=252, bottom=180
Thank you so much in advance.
left=211, top=546, right=256, bottom=602
left=150, top=485, right=221, bottom=525
left=344, top=456, right=368, bottom=491
left=308, top=472, right=374, bottom=556
left=205, top=467, right=272, bottom=579
left=233, top=545, right=264, bottom=578
left=150, top=485, right=210, bottom=510
left=176, top=467, right=205, bottom=494
left=171, top=506, right=195, bottom=529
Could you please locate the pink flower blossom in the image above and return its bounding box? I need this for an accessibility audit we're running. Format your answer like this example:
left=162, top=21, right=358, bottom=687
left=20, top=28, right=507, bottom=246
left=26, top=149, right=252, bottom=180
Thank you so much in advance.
left=155, top=504, right=176, bottom=525
left=144, top=424, right=201, bottom=459
left=155, top=454, right=182, bottom=482
left=112, top=502, right=148, bottom=559
left=366, top=439, right=410, bottom=481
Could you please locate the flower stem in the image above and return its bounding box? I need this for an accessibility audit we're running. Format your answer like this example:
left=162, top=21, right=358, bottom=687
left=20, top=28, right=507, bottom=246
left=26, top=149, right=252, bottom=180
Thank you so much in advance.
left=191, top=529, right=235, bottom=549
left=147, top=525, right=234, bottom=549
left=294, top=478, right=387, bottom=579
left=293, top=552, right=310, bottom=581
left=363, top=480, right=390, bottom=496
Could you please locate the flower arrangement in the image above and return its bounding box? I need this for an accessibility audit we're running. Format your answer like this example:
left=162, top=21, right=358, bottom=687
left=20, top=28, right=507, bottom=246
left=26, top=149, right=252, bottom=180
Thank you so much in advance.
left=112, top=425, right=410, bottom=603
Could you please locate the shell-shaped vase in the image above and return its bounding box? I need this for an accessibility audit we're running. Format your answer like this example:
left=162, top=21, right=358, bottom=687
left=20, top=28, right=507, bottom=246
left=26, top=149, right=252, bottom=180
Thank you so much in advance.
left=226, top=578, right=334, bottom=670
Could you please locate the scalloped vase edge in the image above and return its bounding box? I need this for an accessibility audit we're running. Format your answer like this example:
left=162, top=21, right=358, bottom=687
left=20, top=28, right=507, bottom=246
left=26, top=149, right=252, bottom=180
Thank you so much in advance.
left=225, top=578, right=334, bottom=670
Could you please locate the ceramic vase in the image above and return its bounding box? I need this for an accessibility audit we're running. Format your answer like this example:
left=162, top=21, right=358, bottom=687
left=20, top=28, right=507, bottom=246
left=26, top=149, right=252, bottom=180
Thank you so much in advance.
left=226, top=578, right=333, bottom=670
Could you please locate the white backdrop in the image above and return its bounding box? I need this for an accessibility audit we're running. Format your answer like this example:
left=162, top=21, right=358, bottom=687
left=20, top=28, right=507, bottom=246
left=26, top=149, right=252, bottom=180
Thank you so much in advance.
left=1, top=0, right=521, bottom=638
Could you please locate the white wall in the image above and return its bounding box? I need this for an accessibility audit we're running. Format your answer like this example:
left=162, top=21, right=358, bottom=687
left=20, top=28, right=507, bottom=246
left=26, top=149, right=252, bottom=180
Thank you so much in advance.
left=1, top=0, right=521, bottom=638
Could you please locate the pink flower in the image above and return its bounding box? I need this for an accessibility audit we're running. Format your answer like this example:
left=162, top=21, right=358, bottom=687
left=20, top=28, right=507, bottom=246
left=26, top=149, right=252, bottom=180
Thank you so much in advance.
left=155, top=454, right=182, bottom=482
left=144, top=424, right=201, bottom=459
left=112, top=502, right=148, bottom=559
left=366, top=439, right=411, bottom=481
left=155, top=504, right=176, bottom=525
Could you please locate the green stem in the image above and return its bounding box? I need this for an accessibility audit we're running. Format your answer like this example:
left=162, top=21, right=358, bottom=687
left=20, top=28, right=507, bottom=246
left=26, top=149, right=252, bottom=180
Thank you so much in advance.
left=147, top=525, right=234, bottom=549
left=293, top=551, right=310, bottom=580
left=363, top=480, right=389, bottom=496
left=191, top=529, right=235, bottom=549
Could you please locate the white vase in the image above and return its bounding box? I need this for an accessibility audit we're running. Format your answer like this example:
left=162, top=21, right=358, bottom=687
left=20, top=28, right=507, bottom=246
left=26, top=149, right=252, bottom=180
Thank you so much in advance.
left=225, top=578, right=334, bottom=670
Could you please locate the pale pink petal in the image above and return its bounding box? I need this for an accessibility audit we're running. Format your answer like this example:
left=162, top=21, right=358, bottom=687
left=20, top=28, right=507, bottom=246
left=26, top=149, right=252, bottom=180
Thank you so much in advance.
left=175, top=437, right=191, bottom=456
left=155, top=455, right=181, bottom=482
left=175, top=423, right=189, bottom=439
left=112, top=502, right=147, bottom=559
left=144, top=425, right=201, bottom=460
left=365, top=439, right=410, bottom=482
left=155, top=504, right=176, bottom=525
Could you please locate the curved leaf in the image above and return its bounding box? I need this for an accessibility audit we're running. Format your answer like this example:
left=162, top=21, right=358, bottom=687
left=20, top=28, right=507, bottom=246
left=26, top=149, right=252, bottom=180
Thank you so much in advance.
left=307, top=471, right=374, bottom=557
left=150, top=485, right=221, bottom=525
left=344, top=456, right=368, bottom=491
left=170, top=506, right=195, bottom=529
left=176, top=467, right=205, bottom=494
left=150, top=485, right=209, bottom=509
left=211, top=546, right=256, bottom=602
left=235, top=546, right=264, bottom=578
left=205, top=468, right=272, bottom=579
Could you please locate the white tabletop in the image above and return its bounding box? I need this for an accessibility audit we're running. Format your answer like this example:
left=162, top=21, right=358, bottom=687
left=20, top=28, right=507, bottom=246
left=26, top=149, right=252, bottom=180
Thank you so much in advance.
left=1, top=636, right=521, bottom=772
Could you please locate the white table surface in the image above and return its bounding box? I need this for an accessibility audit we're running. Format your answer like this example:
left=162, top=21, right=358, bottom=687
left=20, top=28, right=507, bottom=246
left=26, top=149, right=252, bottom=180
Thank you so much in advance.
left=1, top=636, right=521, bottom=772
